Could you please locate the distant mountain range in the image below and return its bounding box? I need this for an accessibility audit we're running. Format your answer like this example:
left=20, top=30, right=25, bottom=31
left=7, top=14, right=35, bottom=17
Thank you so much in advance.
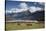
left=6, top=10, right=44, bottom=21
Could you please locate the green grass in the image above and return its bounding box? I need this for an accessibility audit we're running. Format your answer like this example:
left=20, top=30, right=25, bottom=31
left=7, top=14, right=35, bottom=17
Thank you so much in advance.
left=6, top=22, right=44, bottom=30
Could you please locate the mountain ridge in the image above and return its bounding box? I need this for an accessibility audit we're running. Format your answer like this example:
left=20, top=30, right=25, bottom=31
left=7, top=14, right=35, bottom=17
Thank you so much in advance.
left=6, top=10, right=44, bottom=21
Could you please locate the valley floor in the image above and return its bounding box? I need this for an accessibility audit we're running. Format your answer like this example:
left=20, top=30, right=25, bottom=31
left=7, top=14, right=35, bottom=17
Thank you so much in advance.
left=6, top=21, right=44, bottom=31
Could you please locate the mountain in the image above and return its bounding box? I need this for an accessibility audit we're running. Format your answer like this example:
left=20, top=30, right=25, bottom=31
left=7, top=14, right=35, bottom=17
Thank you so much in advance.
left=31, top=10, right=44, bottom=21
left=6, top=9, right=32, bottom=20
left=6, top=10, right=44, bottom=21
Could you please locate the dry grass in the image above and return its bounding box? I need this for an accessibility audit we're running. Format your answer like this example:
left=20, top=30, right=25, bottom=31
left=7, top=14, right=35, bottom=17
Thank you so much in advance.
left=6, top=22, right=44, bottom=30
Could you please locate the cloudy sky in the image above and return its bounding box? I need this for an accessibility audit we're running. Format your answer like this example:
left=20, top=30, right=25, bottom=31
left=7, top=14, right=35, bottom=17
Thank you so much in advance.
left=6, top=1, right=45, bottom=13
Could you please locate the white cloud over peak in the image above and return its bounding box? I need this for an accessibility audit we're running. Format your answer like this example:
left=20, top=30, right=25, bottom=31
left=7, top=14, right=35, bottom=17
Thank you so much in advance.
left=29, top=6, right=43, bottom=13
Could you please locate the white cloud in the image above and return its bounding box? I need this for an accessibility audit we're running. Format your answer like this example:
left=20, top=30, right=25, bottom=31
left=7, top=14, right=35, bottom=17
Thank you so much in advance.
left=19, top=3, right=28, bottom=9
left=6, top=3, right=43, bottom=13
left=6, top=10, right=13, bottom=13
left=15, top=8, right=28, bottom=13
left=9, top=3, right=29, bottom=13
left=14, top=3, right=28, bottom=13
left=29, top=6, right=43, bottom=13
left=6, top=8, right=16, bottom=13
left=6, top=6, right=43, bottom=13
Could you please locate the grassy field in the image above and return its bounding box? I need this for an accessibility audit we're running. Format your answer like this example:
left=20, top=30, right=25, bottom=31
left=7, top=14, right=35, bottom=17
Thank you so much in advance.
left=6, top=22, right=44, bottom=30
